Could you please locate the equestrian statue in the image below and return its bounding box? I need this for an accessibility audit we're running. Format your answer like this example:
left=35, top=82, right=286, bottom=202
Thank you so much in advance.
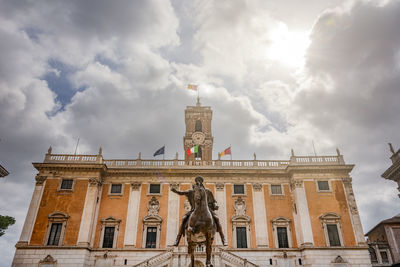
left=171, top=176, right=226, bottom=267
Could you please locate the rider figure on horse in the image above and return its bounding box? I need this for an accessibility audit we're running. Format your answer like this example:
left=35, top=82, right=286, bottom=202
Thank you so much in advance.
left=171, top=176, right=226, bottom=246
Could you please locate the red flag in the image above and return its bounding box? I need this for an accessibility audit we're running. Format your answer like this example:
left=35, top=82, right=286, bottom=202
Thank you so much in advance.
left=220, top=147, right=231, bottom=157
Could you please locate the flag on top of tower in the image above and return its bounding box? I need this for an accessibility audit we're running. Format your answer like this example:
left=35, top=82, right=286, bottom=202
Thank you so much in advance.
left=153, top=146, right=165, bottom=157
left=187, top=145, right=198, bottom=156
left=219, top=146, right=231, bottom=157
left=187, top=84, right=198, bottom=91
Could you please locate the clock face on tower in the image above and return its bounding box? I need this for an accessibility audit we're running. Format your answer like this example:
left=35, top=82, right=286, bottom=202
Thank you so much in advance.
left=192, top=132, right=205, bottom=145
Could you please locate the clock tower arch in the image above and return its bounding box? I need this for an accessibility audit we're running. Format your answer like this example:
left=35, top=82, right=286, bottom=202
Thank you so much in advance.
left=184, top=98, right=213, bottom=162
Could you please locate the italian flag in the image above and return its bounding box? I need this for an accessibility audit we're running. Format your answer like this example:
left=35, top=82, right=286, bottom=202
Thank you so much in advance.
left=187, top=145, right=198, bottom=156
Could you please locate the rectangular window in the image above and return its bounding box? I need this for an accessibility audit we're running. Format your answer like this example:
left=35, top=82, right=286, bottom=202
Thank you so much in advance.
left=327, top=224, right=341, bottom=246
left=111, top=184, right=122, bottom=194
left=369, top=247, right=378, bottom=263
left=149, top=184, right=161, bottom=194
left=47, top=223, right=62, bottom=245
left=60, top=179, right=73, bottom=190
left=271, top=185, right=282, bottom=195
left=380, top=251, right=389, bottom=263
left=233, top=184, right=245, bottom=195
left=145, top=227, right=157, bottom=248
left=277, top=227, right=289, bottom=248
left=102, top=227, right=115, bottom=248
left=317, top=181, right=330, bottom=191
left=236, top=227, right=247, bottom=248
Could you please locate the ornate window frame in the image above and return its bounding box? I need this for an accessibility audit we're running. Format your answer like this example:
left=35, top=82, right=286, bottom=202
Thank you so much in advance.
left=142, top=196, right=163, bottom=248
left=44, top=212, right=69, bottom=246
left=319, top=212, right=344, bottom=247
left=108, top=183, right=123, bottom=196
left=271, top=217, right=292, bottom=248
left=99, top=217, right=121, bottom=249
left=231, top=197, right=251, bottom=248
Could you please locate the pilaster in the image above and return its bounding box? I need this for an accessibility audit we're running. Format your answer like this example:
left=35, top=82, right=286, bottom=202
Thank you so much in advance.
left=290, top=179, right=314, bottom=247
left=166, top=183, right=180, bottom=246
left=215, top=182, right=227, bottom=245
left=252, top=183, right=268, bottom=247
left=342, top=177, right=366, bottom=246
left=17, top=175, right=46, bottom=246
left=123, top=183, right=142, bottom=247
left=77, top=178, right=102, bottom=247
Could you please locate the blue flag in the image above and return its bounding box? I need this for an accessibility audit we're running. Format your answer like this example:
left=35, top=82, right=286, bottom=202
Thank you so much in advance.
left=153, top=146, right=165, bottom=157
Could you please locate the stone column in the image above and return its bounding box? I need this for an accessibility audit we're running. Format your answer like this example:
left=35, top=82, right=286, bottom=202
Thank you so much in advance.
left=17, top=175, right=46, bottom=246
left=291, top=180, right=314, bottom=246
left=215, top=183, right=227, bottom=245
left=123, top=183, right=142, bottom=247
left=166, top=183, right=180, bottom=246
left=252, top=183, right=269, bottom=247
left=342, top=178, right=366, bottom=246
left=77, top=178, right=102, bottom=247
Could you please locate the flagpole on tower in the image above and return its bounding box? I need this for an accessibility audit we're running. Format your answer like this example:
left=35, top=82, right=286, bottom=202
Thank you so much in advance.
left=163, top=144, right=165, bottom=160
left=230, top=144, right=232, bottom=160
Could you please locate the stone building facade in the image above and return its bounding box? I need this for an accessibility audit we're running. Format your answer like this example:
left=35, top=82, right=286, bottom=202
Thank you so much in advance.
left=13, top=101, right=371, bottom=266
left=365, top=144, right=400, bottom=266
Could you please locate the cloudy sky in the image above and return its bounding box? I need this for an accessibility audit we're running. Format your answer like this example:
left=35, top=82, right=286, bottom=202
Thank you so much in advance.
left=0, top=0, right=399, bottom=265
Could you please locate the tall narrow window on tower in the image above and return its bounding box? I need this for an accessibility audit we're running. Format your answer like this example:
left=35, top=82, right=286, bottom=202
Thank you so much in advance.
left=195, top=120, right=202, bottom=132
left=195, top=146, right=202, bottom=160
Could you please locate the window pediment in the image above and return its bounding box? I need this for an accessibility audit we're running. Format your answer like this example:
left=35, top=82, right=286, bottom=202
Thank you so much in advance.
left=320, top=212, right=341, bottom=223
left=48, top=212, right=69, bottom=221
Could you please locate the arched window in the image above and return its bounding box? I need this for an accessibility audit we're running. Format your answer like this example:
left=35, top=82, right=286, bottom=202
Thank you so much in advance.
left=195, top=120, right=202, bottom=132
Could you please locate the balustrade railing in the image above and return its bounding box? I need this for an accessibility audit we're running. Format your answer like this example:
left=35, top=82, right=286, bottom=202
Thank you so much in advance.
left=220, top=250, right=259, bottom=267
left=132, top=251, right=172, bottom=267
left=43, top=153, right=345, bottom=168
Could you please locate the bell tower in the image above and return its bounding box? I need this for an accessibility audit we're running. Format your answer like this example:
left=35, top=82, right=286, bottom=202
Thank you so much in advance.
left=184, top=97, right=213, bottom=162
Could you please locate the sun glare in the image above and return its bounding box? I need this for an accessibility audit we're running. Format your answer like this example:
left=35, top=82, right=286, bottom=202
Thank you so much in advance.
left=267, top=25, right=311, bottom=68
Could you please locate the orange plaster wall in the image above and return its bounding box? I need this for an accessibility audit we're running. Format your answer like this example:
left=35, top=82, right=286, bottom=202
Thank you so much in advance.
left=225, top=184, right=256, bottom=248
left=134, top=183, right=169, bottom=248
left=305, top=180, right=356, bottom=247
left=93, top=183, right=130, bottom=248
left=158, top=184, right=169, bottom=248
left=264, top=184, right=297, bottom=248
left=30, top=178, right=87, bottom=245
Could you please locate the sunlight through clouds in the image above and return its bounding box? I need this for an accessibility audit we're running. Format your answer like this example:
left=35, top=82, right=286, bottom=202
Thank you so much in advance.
left=267, top=23, right=311, bottom=68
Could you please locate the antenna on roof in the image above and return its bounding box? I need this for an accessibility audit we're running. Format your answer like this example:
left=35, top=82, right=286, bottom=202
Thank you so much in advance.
left=74, top=137, right=80, bottom=155
left=312, top=140, right=317, bottom=156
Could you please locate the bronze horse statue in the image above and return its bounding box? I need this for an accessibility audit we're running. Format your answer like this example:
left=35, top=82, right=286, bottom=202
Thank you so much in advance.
left=186, top=184, right=216, bottom=267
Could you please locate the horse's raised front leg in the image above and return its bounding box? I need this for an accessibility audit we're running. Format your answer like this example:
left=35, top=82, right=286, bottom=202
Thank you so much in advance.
left=205, top=231, right=214, bottom=267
